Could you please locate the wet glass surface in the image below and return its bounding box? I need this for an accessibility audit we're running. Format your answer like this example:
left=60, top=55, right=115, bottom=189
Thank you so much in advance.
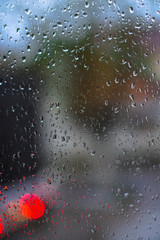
left=1, top=0, right=160, bottom=239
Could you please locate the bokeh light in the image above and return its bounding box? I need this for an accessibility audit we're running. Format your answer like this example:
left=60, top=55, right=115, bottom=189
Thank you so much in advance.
left=19, top=193, right=45, bottom=219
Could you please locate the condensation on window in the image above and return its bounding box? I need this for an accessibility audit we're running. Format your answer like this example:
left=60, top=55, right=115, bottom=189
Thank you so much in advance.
left=1, top=0, right=160, bottom=239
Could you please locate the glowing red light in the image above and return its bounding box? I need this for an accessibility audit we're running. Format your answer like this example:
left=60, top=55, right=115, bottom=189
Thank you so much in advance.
left=19, top=193, right=45, bottom=219
left=0, top=217, right=4, bottom=234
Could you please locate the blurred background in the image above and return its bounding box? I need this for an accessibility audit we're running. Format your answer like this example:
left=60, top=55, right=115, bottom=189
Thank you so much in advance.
left=1, top=0, right=160, bottom=239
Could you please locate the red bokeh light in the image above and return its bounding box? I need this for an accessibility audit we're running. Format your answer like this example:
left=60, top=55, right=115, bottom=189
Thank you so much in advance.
left=19, top=193, right=45, bottom=219
left=0, top=217, right=4, bottom=234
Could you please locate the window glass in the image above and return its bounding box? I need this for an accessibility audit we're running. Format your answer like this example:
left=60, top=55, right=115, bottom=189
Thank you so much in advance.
left=1, top=0, right=160, bottom=239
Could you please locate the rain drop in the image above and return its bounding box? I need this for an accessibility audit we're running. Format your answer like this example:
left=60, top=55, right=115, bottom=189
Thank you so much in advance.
left=105, top=100, right=109, bottom=106
left=129, top=7, right=134, bottom=13
left=85, top=2, right=89, bottom=8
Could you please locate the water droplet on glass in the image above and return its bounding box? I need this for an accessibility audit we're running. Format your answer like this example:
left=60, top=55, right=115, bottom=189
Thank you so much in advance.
left=131, top=82, right=135, bottom=89
left=25, top=8, right=31, bottom=15
left=129, top=7, right=134, bottom=13
left=105, top=100, right=109, bottom=106
left=124, top=193, right=129, bottom=198
left=131, top=102, right=136, bottom=108
left=90, top=150, right=95, bottom=156
left=38, top=49, right=42, bottom=55
left=3, top=56, right=6, bottom=62
left=53, top=32, right=56, bottom=37
left=133, top=70, right=137, bottom=76
left=108, top=34, right=112, bottom=40
left=27, top=45, right=30, bottom=52
left=114, top=107, right=120, bottom=114
left=74, top=13, right=79, bottom=19
left=22, top=56, right=26, bottom=63
left=152, top=17, right=155, bottom=22
left=129, top=94, right=134, bottom=101
left=106, top=80, right=111, bottom=86
left=3, top=24, right=7, bottom=30
left=85, top=2, right=89, bottom=8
